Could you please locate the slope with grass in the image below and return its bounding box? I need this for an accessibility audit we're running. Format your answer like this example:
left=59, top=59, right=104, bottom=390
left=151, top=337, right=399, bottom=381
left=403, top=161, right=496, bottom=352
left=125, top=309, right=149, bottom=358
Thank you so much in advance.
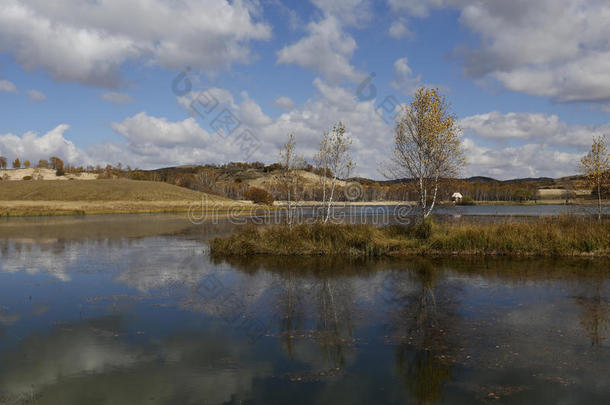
left=210, top=218, right=610, bottom=257
left=0, top=179, right=245, bottom=216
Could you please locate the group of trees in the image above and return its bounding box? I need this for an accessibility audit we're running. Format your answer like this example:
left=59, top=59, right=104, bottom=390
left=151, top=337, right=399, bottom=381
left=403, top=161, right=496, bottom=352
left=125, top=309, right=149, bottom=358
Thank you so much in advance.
left=0, top=156, right=65, bottom=175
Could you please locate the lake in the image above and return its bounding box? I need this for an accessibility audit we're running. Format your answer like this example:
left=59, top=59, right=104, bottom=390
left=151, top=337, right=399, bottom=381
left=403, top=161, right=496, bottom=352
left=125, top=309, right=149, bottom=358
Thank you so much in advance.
left=0, top=214, right=609, bottom=404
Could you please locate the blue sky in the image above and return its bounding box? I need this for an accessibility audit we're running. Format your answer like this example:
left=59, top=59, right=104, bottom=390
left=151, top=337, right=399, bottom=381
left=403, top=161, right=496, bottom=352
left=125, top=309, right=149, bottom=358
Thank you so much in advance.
left=1, top=0, right=609, bottom=179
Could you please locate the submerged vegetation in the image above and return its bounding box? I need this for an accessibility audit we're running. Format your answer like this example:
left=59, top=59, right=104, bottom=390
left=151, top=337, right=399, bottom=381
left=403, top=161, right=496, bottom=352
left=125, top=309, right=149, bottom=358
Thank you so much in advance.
left=210, top=217, right=610, bottom=257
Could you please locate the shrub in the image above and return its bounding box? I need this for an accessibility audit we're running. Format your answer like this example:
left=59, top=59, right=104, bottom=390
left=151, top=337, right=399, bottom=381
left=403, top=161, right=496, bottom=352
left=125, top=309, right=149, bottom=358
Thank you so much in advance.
left=56, top=168, right=65, bottom=176
left=457, top=195, right=476, bottom=205
left=244, top=187, right=274, bottom=205
left=22, top=176, right=32, bottom=180
left=414, top=216, right=434, bottom=239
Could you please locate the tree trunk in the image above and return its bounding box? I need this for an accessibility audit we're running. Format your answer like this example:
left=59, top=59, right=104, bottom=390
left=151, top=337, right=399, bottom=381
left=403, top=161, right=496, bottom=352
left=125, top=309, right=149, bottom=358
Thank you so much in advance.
left=425, top=177, right=439, bottom=218
left=419, top=176, right=426, bottom=220
left=324, top=177, right=337, bottom=223
left=598, top=182, right=602, bottom=223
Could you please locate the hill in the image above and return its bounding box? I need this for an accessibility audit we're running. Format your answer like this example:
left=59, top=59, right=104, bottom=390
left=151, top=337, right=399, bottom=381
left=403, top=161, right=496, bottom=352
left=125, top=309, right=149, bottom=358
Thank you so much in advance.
left=0, top=179, right=243, bottom=216
left=0, top=179, right=225, bottom=201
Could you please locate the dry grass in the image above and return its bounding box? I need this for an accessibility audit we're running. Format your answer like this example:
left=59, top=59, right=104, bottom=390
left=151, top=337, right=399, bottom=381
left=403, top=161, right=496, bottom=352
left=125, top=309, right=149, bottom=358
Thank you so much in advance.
left=0, top=179, right=221, bottom=201
left=0, top=179, right=245, bottom=216
left=210, top=217, right=610, bottom=257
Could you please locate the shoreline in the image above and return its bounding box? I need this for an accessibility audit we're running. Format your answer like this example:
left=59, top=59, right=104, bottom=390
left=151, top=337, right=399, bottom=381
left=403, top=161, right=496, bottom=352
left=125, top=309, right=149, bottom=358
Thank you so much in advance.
left=0, top=200, right=256, bottom=217
left=0, top=199, right=607, bottom=218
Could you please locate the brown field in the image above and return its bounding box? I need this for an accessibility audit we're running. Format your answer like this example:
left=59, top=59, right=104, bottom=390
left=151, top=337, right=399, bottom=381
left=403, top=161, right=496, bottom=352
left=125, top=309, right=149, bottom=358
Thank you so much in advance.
left=0, top=179, right=247, bottom=216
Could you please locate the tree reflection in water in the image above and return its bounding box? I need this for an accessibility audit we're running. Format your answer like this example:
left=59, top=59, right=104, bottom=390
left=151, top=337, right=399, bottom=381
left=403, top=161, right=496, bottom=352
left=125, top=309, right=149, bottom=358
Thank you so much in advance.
left=574, top=278, right=610, bottom=347
left=385, top=259, right=462, bottom=405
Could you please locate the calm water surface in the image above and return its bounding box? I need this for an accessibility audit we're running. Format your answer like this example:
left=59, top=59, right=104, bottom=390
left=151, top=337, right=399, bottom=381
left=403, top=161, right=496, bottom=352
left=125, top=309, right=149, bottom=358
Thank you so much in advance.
left=0, top=214, right=609, bottom=404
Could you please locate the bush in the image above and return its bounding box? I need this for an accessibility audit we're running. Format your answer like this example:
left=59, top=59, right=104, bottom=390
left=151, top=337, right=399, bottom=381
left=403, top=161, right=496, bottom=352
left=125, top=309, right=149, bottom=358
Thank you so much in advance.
left=56, top=168, right=65, bottom=176
left=22, top=176, right=32, bottom=180
left=244, top=187, right=274, bottom=205
left=457, top=195, right=476, bottom=205
left=414, top=216, right=434, bottom=239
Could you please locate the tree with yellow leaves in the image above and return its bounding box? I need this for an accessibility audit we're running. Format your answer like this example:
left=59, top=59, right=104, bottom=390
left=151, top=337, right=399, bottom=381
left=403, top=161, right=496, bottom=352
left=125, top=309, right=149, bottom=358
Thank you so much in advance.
left=580, top=135, right=609, bottom=222
left=386, top=88, right=465, bottom=219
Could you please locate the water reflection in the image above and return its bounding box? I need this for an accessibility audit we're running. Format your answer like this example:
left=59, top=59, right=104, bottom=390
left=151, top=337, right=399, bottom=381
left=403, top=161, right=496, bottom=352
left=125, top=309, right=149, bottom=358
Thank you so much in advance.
left=0, top=216, right=609, bottom=404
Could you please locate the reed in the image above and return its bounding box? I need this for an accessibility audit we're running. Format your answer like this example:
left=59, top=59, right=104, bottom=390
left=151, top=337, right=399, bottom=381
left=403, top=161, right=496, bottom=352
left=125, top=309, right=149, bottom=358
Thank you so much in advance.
left=210, top=216, right=610, bottom=257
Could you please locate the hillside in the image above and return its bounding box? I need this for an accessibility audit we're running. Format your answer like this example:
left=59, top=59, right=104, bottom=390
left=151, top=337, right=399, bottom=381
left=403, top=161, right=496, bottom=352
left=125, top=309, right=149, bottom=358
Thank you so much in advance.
left=0, top=179, right=244, bottom=216
left=0, top=179, right=227, bottom=201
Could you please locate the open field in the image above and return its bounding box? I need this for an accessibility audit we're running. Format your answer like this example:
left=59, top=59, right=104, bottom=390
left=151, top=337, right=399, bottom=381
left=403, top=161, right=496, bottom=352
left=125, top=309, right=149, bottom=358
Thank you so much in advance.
left=210, top=217, right=610, bottom=257
left=0, top=179, right=247, bottom=216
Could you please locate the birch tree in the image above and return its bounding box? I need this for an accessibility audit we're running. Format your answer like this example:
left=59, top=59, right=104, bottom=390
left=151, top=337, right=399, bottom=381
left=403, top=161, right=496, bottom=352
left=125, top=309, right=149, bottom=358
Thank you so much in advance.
left=386, top=88, right=465, bottom=219
left=580, top=135, right=609, bottom=222
left=279, top=133, right=304, bottom=226
left=314, top=122, right=354, bottom=223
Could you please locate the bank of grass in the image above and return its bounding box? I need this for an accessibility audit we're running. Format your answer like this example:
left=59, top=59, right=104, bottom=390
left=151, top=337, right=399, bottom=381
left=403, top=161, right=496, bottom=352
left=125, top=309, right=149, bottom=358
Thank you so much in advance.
left=0, top=179, right=249, bottom=216
left=210, top=217, right=610, bottom=257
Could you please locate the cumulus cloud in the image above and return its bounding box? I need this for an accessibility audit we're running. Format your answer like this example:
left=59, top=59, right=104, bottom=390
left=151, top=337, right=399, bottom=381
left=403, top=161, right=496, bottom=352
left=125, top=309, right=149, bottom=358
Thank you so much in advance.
left=458, top=111, right=610, bottom=178
left=388, top=0, right=610, bottom=102
left=100, top=79, right=394, bottom=175
left=463, top=138, right=583, bottom=179
left=0, top=0, right=271, bottom=88
left=0, top=79, right=17, bottom=93
left=391, top=57, right=421, bottom=94
left=277, top=1, right=373, bottom=84
left=277, top=16, right=365, bottom=84
left=0, top=125, right=89, bottom=165
left=460, top=111, right=610, bottom=149
left=274, top=96, right=295, bottom=111
left=311, top=0, right=372, bottom=27
left=1, top=92, right=598, bottom=180
left=100, top=92, right=133, bottom=104
left=388, top=19, right=411, bottom=39
left=26, top=89, right=46, bottom=102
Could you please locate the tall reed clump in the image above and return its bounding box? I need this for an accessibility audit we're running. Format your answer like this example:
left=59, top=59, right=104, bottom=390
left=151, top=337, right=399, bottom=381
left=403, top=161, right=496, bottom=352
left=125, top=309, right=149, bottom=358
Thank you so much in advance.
left=210, top=222, right=403, bottom=256
left=426, top=216, right=609, bottom=255
left=210, top=217, right=609, bottom=257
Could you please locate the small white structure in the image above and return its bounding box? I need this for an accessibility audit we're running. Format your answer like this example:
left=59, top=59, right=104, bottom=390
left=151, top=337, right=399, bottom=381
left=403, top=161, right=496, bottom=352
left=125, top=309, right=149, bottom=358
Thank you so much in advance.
left=451, top=192, right=463, bottom=203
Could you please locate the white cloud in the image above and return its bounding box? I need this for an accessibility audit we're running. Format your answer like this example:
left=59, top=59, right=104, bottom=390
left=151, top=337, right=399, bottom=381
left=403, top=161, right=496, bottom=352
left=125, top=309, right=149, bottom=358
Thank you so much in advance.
left=463, top=138, right=583, bottom=179
left=0, top=0, right=271, bottom=88
left=277, top=16, right=365, bottom=84
left=458, top=110, right=610, bottom=178
left=388, top=0, right=610, bottom=102
left=391, top=57, right=421, bottom=95
left=311, top=0, right=372, bottom=27
left=2, top=93, right=599, bottom=180
left=388, top=19, right=411, bottom=39
left=0, top=80, right=17, bottom=93
left=100, top=92, right=133, bottom=104
left=26, top=89, right=46, bottom=102
left=0, top=125, right=89, bottom=165
left=274, top=96, right=295, bottom=111
left=460, top=111, right=610, bottom=148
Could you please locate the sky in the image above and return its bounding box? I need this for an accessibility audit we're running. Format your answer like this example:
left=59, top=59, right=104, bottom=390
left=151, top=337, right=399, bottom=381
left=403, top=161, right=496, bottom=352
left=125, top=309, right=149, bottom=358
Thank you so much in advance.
left=0, top=0, right=609, bottom=180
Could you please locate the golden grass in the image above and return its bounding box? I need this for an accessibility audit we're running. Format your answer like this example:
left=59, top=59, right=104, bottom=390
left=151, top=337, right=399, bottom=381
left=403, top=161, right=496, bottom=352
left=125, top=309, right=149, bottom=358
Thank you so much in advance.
left=0, top=179, right=223, bottom=201
left=210, top=217, right=610, bottom=257
left=0, top=179, right=245, bottom=216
